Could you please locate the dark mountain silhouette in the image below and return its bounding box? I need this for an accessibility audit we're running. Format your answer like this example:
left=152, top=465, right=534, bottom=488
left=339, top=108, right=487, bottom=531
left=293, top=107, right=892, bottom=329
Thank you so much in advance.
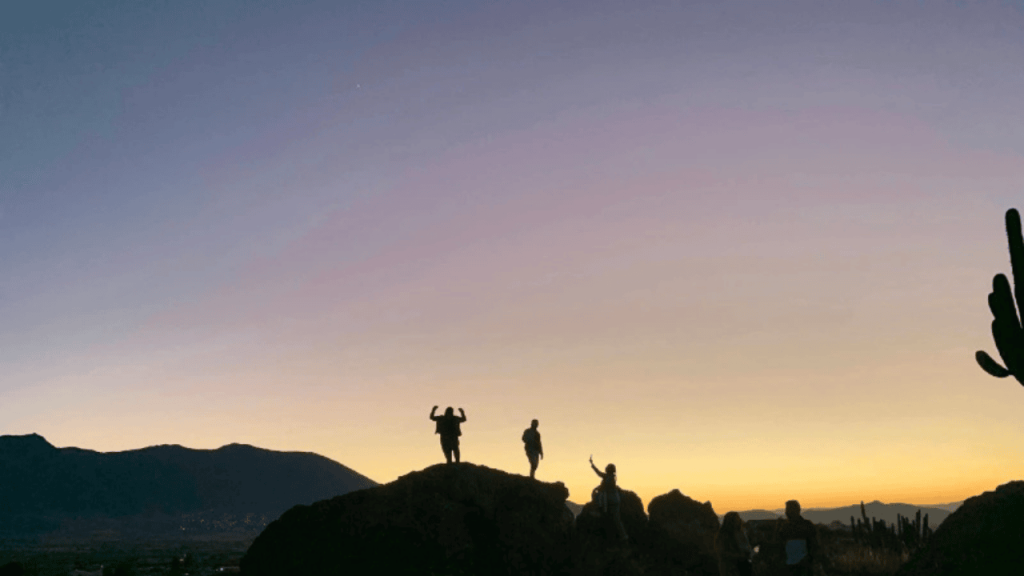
left=733, top=509, right=782, bottom=521
left=0, top=433, right=375, bottom=537
left=803, top=501, right=952, bottom=529
left=927, top=500, right=964, bottom=513
left=731, top=501, right=953, bottom=527
left=896, top=480, right=1024, bottom=575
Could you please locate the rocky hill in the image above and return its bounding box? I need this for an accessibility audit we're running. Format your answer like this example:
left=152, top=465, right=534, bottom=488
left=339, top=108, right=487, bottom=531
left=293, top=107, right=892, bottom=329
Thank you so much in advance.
left=896, top=480, right=1024, bottom=576
left=241, top=463, right=576, bottom=575
left=241, top=464, right=724, bottom=576
left=0, top=433, right=376, bottom=539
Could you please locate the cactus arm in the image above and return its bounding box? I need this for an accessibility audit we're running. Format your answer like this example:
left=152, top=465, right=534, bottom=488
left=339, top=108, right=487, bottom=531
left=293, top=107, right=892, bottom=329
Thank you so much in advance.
left=1006, top=211, right=1024, bottom=387
left=989, top=274, right=1017, bottom=326
left=992, top=273, right=1024, bottom=385
left=976, top=350, right=1011, bottom=378
left=993, top=318, right=1024, bottom=376
left=1006, top=208, right=1024, bottom=322
left=990, top=277, right=1023, bottom=373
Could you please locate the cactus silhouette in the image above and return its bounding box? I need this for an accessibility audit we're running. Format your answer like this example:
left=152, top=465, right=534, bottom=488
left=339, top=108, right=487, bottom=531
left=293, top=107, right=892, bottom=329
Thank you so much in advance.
left=976, top=208, right=1024, bottom=386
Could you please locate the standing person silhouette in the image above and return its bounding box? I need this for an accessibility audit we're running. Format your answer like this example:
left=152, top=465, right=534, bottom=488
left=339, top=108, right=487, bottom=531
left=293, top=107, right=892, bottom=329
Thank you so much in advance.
left=716, top=511, right=754, bottom=576
left=590, top=455, right=627, bottom=542
left=776, top=500, right=818, bottom=576
left=429, top=406, right=467, bottom=464
left=521, top=419, right=543, bottom=478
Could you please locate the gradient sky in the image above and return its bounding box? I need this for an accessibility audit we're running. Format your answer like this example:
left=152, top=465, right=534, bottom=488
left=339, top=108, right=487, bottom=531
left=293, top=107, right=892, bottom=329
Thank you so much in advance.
left=3, top=0, right=1024, bottom=513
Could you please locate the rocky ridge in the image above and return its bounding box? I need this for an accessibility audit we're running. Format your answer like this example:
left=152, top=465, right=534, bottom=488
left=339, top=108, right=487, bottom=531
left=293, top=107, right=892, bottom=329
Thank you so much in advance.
left=241, top=463, right=723, bottom=576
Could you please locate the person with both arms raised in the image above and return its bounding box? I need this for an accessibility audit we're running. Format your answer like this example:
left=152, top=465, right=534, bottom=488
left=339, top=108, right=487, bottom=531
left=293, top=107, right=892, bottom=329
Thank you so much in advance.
left=429, top=405, right=467, bottom=464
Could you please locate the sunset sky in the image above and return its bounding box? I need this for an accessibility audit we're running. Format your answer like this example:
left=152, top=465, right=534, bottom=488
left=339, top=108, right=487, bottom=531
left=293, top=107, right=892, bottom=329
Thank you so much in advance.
left=3, top=0, right=1024, bottom=513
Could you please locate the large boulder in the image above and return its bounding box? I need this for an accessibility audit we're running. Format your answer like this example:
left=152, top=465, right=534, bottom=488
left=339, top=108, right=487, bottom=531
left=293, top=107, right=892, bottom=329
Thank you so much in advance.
left=897, top=480, right=1024, bottom=576
left=240, top=463, right=574, bottom=576
left=644, top=489, right=720, bottom=576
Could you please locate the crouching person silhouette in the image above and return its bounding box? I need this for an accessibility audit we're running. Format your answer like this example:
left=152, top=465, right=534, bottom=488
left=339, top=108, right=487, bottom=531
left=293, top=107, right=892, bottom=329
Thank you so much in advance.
left=590, top=455, right=627, bottom=542
left=430, top=405, right=467, bottom=464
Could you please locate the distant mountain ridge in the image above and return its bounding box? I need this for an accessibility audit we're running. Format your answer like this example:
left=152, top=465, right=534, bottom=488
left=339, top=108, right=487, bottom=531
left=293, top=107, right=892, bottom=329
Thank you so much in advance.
left=570, top=499, right=960, bottom=526
left=730, top=500, right=957, bottom=527
left=0, top=433, right=376, bottom=537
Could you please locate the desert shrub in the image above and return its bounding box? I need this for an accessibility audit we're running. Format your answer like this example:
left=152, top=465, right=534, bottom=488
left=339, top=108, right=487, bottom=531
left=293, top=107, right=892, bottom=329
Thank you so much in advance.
left=829, top=542, right=906, bottom=576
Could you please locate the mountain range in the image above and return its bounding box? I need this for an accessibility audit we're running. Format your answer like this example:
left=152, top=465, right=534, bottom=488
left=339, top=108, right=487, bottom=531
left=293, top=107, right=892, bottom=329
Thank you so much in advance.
left=730, top=500, right=957, bottom=527
left=571, top=499, right=957, bottom=529
left=0, top=433, right=375, bottom=538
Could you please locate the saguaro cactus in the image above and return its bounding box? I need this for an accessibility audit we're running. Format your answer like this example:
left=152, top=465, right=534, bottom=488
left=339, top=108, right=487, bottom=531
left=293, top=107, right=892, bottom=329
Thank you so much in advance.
left=976, top=208, right=1024, bottom=386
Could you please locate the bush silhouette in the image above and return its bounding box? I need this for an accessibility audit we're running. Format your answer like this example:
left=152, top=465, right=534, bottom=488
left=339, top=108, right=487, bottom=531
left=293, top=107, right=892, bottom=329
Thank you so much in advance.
left=976, top=208, right=1024, bottom=387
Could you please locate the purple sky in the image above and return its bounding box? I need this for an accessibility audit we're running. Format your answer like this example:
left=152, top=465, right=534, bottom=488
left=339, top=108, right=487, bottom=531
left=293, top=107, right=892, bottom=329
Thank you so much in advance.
left=3, top=0, right=1024, bottom=510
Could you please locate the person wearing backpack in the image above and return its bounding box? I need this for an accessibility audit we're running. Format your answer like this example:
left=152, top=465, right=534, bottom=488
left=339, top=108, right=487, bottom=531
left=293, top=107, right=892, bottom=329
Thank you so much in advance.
left=590, top=455, right=627, bottom=542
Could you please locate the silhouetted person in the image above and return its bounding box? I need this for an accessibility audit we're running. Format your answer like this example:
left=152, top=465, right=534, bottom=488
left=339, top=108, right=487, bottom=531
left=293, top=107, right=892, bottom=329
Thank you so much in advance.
left=522, top=419, right=543, bottom=478
left=776, top=500, right=818, bottom=576
left=429, top=405, right=466, bottom=464
left=716, top=511, right=753, bottom=576
left=590, top=455, right=627, bottom=542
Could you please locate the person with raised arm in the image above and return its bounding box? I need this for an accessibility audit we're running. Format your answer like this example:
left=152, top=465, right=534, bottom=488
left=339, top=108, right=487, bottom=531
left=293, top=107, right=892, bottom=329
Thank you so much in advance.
left=590, top=455, right=627, bottom=541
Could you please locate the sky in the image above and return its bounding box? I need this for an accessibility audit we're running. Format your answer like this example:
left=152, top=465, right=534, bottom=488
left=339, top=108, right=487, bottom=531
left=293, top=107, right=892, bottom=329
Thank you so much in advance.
left=2, top=0, right=1024, bottom=513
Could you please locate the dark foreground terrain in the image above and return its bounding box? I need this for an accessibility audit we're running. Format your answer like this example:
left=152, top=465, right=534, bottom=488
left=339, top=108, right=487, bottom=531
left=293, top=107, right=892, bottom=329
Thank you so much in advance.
left=239, top=463, right=954, bottom=576
left=5, top=431, right=1017, bottom=575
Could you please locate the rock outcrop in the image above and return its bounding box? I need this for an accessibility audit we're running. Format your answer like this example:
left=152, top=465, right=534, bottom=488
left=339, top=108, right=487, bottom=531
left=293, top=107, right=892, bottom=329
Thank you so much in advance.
left=896, top=480, right=1024, bottom=575
left=645, top=489, right=720, bottom=575
left=240, top=463, right=575, bottom=576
